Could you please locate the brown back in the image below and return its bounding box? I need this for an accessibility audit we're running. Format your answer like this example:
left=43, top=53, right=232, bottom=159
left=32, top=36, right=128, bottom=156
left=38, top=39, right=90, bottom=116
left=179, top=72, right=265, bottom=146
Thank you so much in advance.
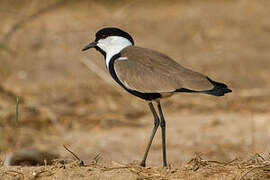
left=114, top=46, right=213, bottom=93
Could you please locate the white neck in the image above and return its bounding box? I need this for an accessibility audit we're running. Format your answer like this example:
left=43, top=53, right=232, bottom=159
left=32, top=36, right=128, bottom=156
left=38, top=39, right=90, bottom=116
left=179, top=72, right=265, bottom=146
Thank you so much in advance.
left=96, top=36, right=132, bottom=68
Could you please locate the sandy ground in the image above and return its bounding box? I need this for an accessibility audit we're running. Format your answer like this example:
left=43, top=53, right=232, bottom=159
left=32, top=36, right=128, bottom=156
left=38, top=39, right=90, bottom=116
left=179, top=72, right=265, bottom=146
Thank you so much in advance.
left=0, top=0, right=270, bottom=179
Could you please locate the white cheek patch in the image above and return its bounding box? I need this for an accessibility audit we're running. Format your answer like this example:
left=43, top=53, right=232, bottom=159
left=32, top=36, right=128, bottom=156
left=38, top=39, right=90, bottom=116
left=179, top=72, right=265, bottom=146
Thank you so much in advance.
left=98, top=36, right=132, bottom=69
left=117, top=57, right=128, bottom=61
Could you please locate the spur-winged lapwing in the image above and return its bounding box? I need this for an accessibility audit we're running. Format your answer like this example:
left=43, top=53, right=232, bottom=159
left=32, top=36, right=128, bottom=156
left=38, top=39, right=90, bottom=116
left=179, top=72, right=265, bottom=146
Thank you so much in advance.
left=82, top=27, right=232, bottom=167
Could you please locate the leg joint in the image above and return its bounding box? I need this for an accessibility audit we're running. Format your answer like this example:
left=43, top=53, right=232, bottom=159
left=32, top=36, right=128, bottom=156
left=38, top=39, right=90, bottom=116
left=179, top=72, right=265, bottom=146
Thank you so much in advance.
left=160, top=119, right=166, bottom=128
left=154, top=117, right=160, bottom=127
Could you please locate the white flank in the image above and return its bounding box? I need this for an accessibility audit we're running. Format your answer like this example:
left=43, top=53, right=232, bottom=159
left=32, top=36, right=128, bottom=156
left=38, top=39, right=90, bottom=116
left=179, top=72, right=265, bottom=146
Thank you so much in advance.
left=118, top=57, right=128, bottom=60
left=96, top=36, right=132, bottom=69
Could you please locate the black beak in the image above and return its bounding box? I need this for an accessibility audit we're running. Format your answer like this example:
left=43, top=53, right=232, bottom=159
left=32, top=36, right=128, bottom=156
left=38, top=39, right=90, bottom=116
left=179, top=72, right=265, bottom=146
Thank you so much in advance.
left=82, top=41, right=97, bottom=51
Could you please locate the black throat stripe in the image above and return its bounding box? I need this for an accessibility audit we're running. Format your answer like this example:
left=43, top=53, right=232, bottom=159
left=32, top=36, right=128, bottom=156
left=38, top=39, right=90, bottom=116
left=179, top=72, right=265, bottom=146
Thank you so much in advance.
left=108, top=53, right=161, bottom=101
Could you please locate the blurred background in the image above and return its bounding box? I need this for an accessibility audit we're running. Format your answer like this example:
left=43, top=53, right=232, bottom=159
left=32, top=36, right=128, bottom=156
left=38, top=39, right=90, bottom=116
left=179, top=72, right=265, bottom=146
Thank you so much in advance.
left=0, top=0, right=270, bottom=166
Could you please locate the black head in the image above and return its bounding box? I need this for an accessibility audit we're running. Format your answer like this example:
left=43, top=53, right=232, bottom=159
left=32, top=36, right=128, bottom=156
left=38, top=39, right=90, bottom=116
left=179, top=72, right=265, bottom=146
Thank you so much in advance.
left=82, top=27, right=134, bottom=54
left=94, top=27, right=134, bottom=45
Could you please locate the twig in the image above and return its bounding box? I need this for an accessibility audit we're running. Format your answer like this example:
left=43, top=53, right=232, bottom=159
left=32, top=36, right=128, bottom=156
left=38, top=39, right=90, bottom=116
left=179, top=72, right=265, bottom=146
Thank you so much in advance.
left=32, top=170, right=54, bottom=178
left=239, top=166, right=258, bottom=180
left=63, top=145, right=84, bottom=166
left=223, top=158, right=239, bottom=166
left=1, top=170, right=24, bottom=179
left=80, top=56, right=141, bottom=110
left=207, top=158, right=239, bottom=166
left=102, top=166, right=130, bottom=171
left=91, top=153, right=102, bottom=164
left=255, top=153, right=265, bottom=162
left=80, top=57, right=117, bottom=87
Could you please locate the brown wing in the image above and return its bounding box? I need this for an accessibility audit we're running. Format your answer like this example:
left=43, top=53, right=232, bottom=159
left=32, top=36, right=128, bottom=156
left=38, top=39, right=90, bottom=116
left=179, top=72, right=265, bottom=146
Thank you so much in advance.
left=114, top=46, right=213, bottom=93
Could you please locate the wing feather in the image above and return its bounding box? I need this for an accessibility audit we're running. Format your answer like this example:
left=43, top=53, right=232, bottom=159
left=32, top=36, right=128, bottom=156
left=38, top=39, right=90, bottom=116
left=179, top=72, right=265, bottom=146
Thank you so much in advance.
left=114, top=46, right=213, bottom=93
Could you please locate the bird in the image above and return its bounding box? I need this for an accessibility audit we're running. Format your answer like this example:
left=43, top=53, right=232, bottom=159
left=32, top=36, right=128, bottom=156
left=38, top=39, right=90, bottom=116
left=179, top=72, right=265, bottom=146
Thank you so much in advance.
left=82, top=27, right=232, bottom=167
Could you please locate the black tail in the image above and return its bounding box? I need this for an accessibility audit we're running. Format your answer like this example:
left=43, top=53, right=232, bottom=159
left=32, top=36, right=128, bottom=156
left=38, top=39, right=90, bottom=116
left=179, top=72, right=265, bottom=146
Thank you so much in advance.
left=175, top=77, right=232, bottom=96
left=203, top=77, right=232, bottom=96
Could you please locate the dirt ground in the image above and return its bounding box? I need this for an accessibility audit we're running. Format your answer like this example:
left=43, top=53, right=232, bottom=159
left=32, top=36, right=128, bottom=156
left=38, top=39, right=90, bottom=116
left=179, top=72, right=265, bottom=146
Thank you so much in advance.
left=0, top=0, right=270, bottom=179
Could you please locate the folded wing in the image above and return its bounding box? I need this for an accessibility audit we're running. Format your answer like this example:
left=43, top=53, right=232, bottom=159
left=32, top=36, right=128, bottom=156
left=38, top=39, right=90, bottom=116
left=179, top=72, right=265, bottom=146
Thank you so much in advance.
left=114, top=46, right=215, bottom=93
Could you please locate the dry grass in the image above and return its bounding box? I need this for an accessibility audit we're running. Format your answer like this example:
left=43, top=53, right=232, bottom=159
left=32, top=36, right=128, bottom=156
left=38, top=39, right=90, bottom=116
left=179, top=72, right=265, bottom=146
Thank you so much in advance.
left=1, top=153, right=270, bottom=179
left=0, top=0, right=270, bottom=179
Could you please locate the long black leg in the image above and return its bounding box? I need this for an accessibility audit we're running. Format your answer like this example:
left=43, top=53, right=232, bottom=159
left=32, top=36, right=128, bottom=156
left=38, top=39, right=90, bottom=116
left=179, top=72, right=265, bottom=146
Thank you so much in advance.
left=140, top=101, right=160, bottom=167
left=157, top=101, right=167, bottom=167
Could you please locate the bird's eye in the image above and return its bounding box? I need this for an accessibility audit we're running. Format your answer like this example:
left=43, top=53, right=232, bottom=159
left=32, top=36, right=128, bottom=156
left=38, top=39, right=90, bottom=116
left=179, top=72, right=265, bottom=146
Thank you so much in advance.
left=100, top=34, right=107, bottom=39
